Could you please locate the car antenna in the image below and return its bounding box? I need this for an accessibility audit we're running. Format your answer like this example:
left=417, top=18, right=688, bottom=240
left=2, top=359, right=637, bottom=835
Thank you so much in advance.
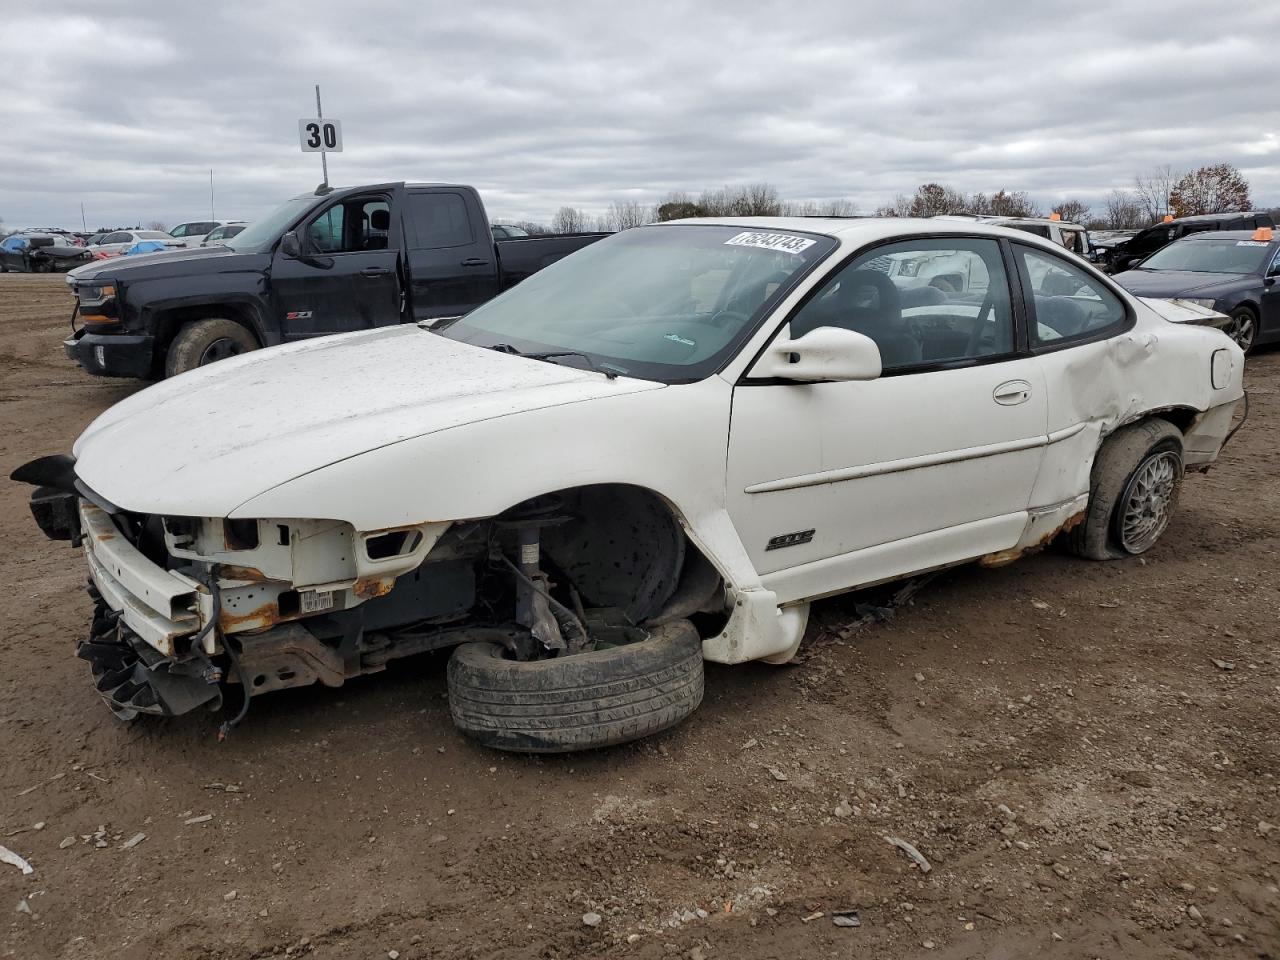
left=314, top=183, right=333, bottom=196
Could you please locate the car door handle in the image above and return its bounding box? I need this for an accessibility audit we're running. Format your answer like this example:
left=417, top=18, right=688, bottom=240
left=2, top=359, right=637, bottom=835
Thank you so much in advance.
left=460, top=258, right=489, bottom=267
left=993, top=380, right=1033, bottom=405
left=361, top=267, right=390, bottom=278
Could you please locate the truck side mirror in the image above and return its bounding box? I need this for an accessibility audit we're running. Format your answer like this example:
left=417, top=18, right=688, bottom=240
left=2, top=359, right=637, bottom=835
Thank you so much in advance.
left=748, top=326, right=883, bottom=383
left=280, top=230, right=302, bottom=259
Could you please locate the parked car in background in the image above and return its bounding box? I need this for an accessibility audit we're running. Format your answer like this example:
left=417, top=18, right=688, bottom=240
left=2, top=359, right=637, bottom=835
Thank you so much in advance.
left=1113, top=228, right=1280, bottom=353
left=199, top=222, right=247, bottom=246
left=169, top=220, right=239, bottom=248
left=936, top=214, right=1091, bottom=257
left=1104, top=212, right=1276, bottom=274
left=491, top=223, right=531, bottom=239
left=63, top=181, right=610, bottom=379
left=0, top=233, right=94, bottom=273
left=16, top=217, right=1245, bottom=748
left=90, top=230, right=184, bottom=257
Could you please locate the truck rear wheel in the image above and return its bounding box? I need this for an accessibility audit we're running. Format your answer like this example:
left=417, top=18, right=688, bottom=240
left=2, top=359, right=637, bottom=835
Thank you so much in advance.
left=447, top=619, right=704, bottom=753
left=165, top=318, right=259, bottom=377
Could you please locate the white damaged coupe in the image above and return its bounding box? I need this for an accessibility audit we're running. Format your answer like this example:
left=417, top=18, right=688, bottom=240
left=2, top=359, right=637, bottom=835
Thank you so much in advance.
left=15, top=218, right=1246, bottom=750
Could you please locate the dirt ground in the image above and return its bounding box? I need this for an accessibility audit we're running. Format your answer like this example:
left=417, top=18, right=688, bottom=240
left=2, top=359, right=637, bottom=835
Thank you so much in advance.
left=0, top=274, right=1276, bottom=960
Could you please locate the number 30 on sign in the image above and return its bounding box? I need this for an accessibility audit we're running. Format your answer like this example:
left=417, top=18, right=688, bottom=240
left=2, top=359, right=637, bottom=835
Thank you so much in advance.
left=298, top=118, right=343, bottom=152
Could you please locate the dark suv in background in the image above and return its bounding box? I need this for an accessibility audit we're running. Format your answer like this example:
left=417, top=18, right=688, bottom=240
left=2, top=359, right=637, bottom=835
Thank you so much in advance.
left=1104, top=211, right=1275, bottom=273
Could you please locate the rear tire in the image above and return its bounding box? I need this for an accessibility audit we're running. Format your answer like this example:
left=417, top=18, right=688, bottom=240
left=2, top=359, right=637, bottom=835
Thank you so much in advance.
left=164, top=318, right=259, bottom=378
left=447, top=620, right=704, bottom=753
left=1067, top=419, right=1183, bottom=561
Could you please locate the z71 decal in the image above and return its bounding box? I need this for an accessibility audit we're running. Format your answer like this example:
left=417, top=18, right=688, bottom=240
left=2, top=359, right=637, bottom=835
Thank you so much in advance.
left=766, top=528, right=816, bottom=551
left=285, top=311, right=314, bottom=321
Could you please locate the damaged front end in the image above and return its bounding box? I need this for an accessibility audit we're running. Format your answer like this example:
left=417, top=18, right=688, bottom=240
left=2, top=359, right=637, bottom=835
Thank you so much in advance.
left=13, top=459, right=715, bottom=729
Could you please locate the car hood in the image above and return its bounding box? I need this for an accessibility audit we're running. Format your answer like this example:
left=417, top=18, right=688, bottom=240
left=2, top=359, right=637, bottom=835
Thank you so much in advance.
left=68, top=244, right=236, bottom=282
left=73, top=325, right=662, bottom=519
left=1112, top=269, right=1247, bottom=297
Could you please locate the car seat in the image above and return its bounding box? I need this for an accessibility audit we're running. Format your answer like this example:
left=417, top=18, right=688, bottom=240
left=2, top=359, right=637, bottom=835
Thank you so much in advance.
left=809, top=269, right=921, bottom=366
left=365, top=209, right=391, bottom=250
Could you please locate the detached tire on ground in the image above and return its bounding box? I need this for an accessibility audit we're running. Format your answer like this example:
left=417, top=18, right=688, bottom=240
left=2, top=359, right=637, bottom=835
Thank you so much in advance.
left=165, top=318, right=259, bottom=377
left=447, top=620, right=704, bottom=753
left=1068, top=419, right=1184, bottom=561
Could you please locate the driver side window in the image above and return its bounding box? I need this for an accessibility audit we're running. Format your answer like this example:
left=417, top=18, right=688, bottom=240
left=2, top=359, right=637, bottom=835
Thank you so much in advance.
left=789, top=237, right=1015, bottom=372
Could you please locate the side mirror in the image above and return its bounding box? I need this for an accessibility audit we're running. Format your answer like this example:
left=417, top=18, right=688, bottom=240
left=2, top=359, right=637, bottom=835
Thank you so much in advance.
left=749, top=326, right=882, bottom=383
left=279, top=230, right=302, bottom=258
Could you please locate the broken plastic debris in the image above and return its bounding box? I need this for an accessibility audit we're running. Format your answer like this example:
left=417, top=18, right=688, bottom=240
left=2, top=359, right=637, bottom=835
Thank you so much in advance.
left=885, top=835, right=932, bottom=874
left=767, top=766, right=789, bottom=782
left=121, top=833, right=146, bottom=850
left=832, top=910, right=861, bottom=927
left=0, top=845, right=34, bottom=875
left=184, top=814, right=214, bottom=825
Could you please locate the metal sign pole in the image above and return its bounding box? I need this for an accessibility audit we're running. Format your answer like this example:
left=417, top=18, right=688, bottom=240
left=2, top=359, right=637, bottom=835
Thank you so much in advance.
left=315, top=84, right=329, bottom=190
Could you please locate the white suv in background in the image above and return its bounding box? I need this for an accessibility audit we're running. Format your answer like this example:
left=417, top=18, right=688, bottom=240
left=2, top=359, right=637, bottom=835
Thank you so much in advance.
left=168, top=220, right=236, bottom=248
left=937, top=215, right=1092, bottom=258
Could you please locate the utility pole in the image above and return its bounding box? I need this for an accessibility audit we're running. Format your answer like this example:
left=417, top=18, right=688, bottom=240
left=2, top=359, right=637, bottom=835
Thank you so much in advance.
left=210, top=170, right=215, bottom=220
left=315, top=84, right=329, bottom=190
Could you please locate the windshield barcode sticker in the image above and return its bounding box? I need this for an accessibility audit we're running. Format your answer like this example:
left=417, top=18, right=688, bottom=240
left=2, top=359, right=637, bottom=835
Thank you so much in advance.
left=300, top=589, right=336, bottom=614
left=1236, top=241, right=1267, bottom=247
left=725, top=231, right=816, bottom=254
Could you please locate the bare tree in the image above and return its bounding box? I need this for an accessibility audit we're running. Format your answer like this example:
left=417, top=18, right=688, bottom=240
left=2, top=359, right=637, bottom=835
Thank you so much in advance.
left=656, top=199, right=703, bottom=221
left=1054, top=199, right=1091, bottom=225
left=551, top=207, right=591, bottom=234
left=1134, top=165, right=1176, bottom=221
left=145, top=220, right=168, bottom=232
left=1103, top=189, right=1146, bottom=229
left=1170, top=163, right=1252, bottom=217
left=986, top=190, right=1039, bottom=218
left=905, top=183, right=968, bottom=217
left=604, top=200, right=653, bottom=231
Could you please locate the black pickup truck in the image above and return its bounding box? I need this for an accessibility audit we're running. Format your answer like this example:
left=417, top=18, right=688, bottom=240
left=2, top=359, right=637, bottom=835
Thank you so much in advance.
left=63, top=182, right=608, bottom=378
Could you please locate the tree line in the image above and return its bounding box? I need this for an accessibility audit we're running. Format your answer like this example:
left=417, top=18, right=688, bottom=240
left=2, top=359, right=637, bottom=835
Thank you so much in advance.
left=498, top=162, right=1269, bottom=235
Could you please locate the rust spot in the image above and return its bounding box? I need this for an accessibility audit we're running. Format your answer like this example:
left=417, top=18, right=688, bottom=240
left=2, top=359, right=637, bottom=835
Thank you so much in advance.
left=95, top=532, right=116, bottom=541
left=216, top=564, right=272, bottom=583
left=219, top=601, right=287, bottom=633
left=979, top=508, right=1086, bottom=568
left=353, top=576, right=395, bottom=600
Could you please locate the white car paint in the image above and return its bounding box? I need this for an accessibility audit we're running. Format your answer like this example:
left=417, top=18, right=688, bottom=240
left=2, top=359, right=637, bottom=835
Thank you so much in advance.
left=169, top=220, right=239, bottom=248
left=89, top=230, right=184, bottom=256
left=69, top=217, right=1245, bottom=669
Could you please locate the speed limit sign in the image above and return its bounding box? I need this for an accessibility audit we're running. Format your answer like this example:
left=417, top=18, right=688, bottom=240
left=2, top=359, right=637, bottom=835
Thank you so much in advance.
left=298, top=118, right=343, bottom=152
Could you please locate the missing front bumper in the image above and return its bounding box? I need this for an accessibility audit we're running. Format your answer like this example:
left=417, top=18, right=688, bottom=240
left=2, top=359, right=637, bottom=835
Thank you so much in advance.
left=80, top=591, right=222, bottom=721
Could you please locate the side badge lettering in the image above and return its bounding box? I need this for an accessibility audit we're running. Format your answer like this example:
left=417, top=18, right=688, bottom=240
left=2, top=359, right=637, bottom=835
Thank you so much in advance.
left=766, top=529, right=815, bottom=551
left=285, top=310, right=313, bottom=321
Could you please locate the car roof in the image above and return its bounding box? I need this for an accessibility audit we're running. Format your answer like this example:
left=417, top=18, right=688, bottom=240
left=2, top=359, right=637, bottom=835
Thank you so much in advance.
left=1180, top=229, right=1277, bottom=242
left=659, top=215, right=1083, bottom=250
left=1168, top=212, right=1268, bottom=224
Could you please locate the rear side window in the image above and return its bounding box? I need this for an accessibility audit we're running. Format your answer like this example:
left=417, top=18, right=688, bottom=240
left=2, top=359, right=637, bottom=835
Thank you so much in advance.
left=1015, top=244, right=1127, bottom=348
left=1008, top=223, right=1051, bottom=239
left=408, top=193, right=473, bottom=250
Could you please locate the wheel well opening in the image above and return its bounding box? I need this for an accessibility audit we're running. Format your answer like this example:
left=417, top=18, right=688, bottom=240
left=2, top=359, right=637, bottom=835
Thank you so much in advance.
left=1148, top=407, right=1198, bottom=436
left=496, top=484, right=727, bottom=631
left=153, top=305, right=261, bottom=361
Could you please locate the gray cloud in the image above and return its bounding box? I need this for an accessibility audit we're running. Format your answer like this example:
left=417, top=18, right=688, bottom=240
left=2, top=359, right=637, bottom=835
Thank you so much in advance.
left=1, top=0, right=1276, bottom=230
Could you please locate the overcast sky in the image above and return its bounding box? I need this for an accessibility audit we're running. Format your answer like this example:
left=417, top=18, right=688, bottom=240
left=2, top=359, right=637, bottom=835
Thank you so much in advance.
left=1, top=1, right=1277, bottom=230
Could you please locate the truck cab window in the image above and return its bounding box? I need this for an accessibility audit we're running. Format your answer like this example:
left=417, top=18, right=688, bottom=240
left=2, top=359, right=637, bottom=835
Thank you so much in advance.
left=308, top=197, right=393, bottom=254
left=409, top=193, right=473, bottom=249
